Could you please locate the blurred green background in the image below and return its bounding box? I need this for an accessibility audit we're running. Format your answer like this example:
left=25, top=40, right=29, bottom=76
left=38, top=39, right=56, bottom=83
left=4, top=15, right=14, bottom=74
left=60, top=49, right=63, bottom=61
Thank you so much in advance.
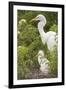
left=17, top=10, right=58, bottom=80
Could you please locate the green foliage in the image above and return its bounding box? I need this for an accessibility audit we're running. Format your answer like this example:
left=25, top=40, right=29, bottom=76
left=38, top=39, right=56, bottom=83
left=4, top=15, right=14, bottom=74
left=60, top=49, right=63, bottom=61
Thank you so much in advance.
left=47, top=47, right=58, bottom=77
left=49, top=24, right=58, bottom=32
left=17, top=10, right=58, bottom=79
left=17, top=46, right=30, bottom=79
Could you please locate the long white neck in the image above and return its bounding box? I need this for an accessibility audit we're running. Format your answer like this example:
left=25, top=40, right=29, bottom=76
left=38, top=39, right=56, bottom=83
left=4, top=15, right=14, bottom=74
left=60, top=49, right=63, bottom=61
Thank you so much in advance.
left=38, top=56, right=42, bottom=65
left=38, top=21, right=46, bottom=44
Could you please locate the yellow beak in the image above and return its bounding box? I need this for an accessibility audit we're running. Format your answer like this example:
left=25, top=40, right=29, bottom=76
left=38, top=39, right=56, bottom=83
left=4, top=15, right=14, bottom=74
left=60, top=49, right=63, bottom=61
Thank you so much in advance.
left=30, top=17, right=37, bottom=22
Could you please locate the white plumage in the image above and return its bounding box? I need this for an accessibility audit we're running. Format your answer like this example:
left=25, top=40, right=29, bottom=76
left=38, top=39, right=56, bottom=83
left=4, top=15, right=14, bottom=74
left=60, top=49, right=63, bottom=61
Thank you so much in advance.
left=38, top=50, right=50, bottom=76
left=31, top=14, right=57, bottom=51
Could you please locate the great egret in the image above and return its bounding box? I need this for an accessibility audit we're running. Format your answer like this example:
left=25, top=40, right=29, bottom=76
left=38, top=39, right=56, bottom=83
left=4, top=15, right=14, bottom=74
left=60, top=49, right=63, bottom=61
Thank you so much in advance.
left=38, top=50, right=50, bottom=76
left=31, top=14, right=57, bottom=51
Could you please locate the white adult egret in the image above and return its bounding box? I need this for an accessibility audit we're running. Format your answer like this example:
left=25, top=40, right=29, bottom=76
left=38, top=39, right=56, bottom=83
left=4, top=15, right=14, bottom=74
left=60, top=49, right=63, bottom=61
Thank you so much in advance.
left=38, top=50, right=50, bottom=76
left=31, top=14, right=57, bottom=51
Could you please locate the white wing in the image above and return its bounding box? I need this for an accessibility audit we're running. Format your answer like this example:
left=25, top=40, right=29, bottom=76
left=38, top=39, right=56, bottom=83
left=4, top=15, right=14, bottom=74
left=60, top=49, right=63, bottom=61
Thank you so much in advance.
left=46, top=31, right=57, bottom=51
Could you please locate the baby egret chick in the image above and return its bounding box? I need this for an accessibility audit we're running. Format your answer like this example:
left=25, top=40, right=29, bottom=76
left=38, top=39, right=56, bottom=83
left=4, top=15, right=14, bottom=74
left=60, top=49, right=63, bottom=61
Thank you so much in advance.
left=18, top=19, right=27, bottom=28
left=38, top=50, right=50, bottom=76
left=19, top=19, right=27, bottom=25
left=18, top=19, right=27, bottom=32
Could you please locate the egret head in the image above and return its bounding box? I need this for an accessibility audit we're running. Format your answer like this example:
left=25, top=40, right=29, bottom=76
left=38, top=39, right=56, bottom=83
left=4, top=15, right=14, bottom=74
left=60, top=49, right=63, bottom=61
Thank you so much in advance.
left=38, top=50, right=44, bottom=57
left=31, top=14, right=46, bottom=26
